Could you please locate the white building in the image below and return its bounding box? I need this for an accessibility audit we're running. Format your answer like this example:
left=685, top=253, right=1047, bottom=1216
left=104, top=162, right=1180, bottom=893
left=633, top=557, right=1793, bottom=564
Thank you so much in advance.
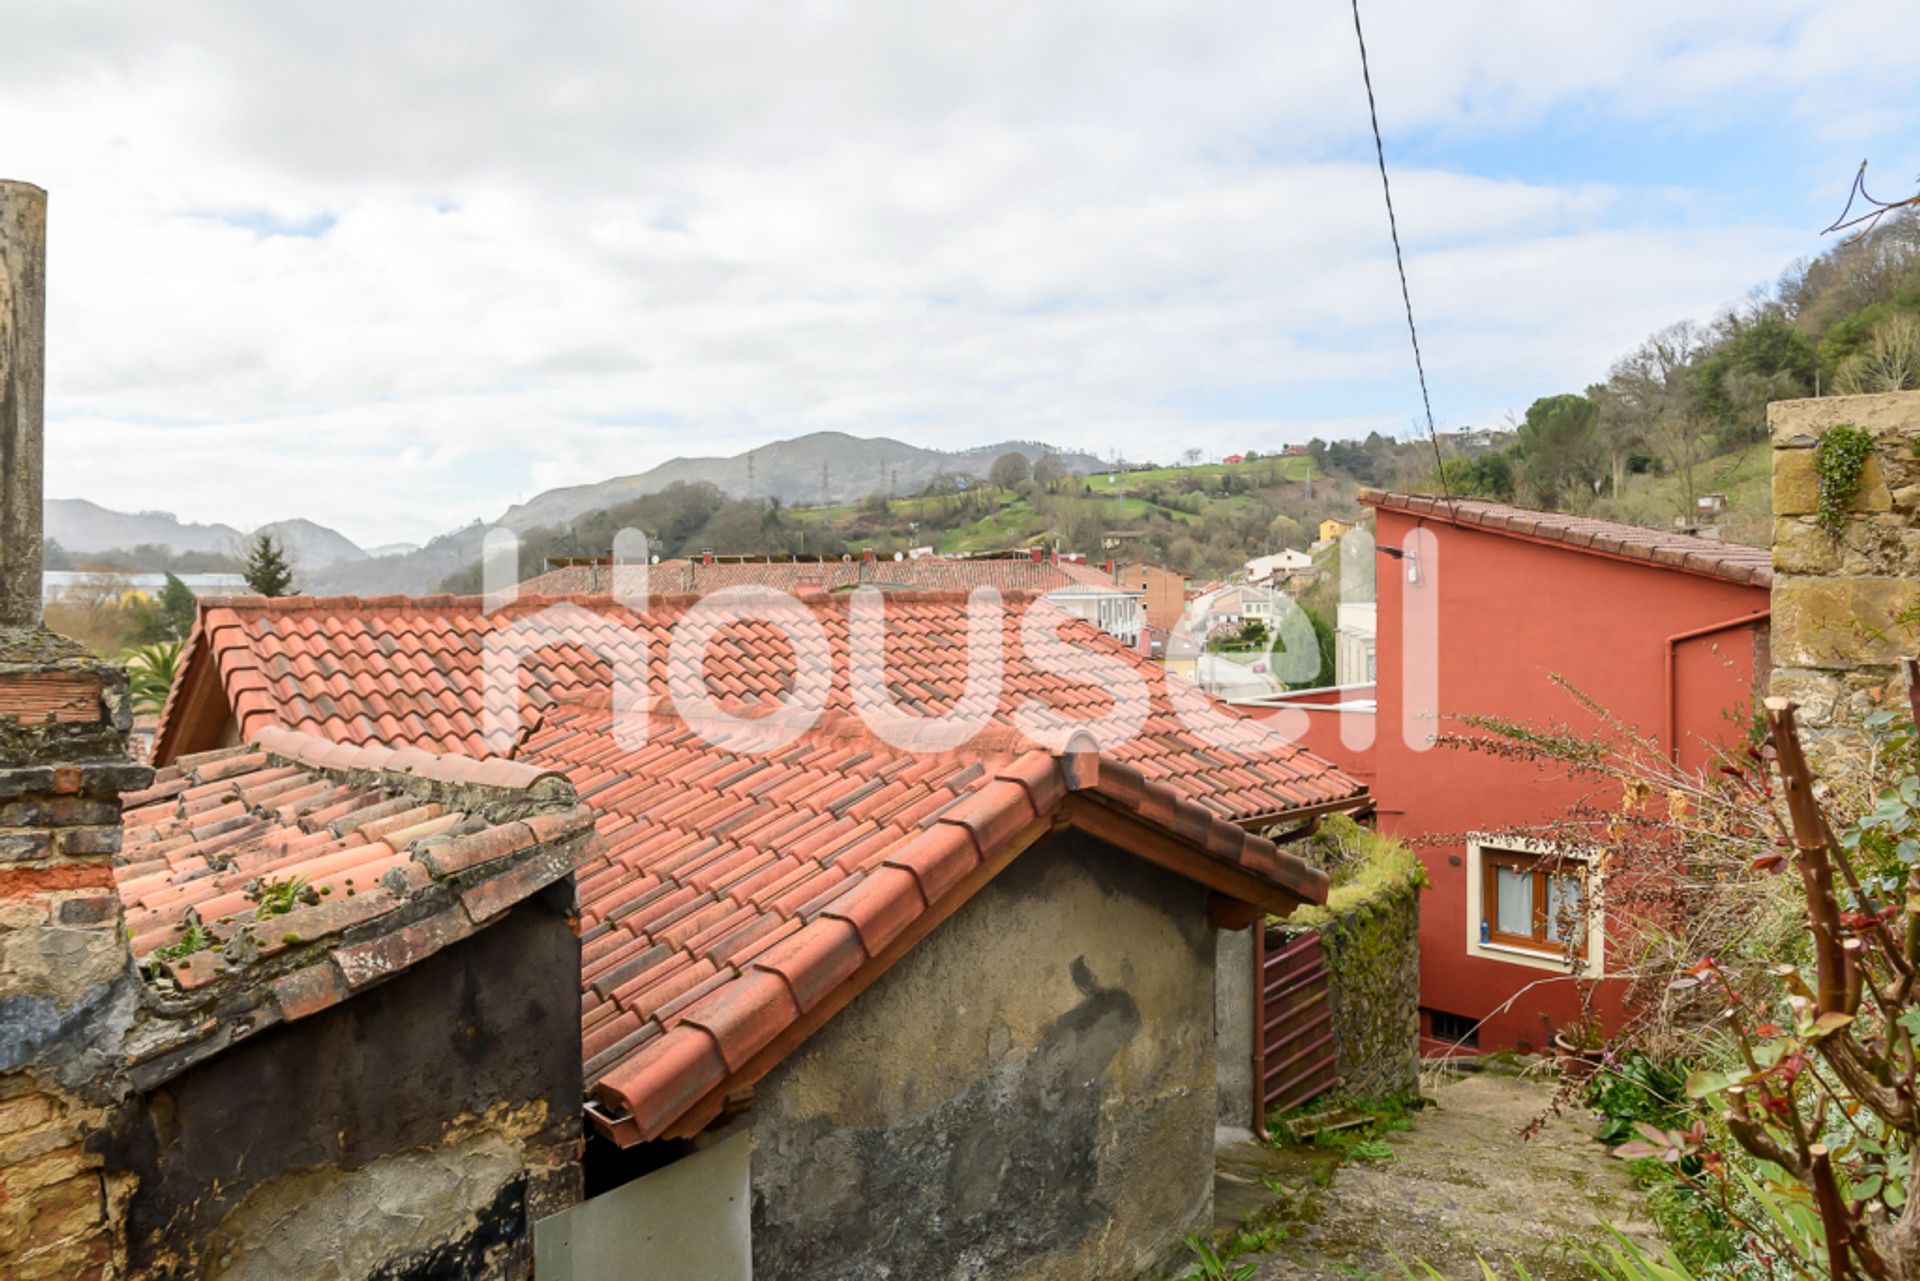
left=41, top=571, right=248, bottom=605
left=1243, top=549, right=1313, bottom=585
left=1335, top=600, right=1377, bottom=685
left=1044, top=585, right=1146, bottom=647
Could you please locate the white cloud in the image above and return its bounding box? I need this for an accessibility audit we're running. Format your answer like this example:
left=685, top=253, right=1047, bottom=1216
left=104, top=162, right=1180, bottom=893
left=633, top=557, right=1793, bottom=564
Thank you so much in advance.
left=2, top=0, right=1913, bottom=544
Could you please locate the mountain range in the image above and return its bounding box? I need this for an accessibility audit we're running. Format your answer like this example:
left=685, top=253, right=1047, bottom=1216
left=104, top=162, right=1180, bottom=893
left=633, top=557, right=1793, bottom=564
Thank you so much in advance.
left=54, top=433, right=1112, bottom=595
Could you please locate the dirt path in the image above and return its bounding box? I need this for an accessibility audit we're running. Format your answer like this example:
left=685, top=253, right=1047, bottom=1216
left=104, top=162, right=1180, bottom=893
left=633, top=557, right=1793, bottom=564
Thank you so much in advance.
left=1216, top=1067, right=1662, bottom=1280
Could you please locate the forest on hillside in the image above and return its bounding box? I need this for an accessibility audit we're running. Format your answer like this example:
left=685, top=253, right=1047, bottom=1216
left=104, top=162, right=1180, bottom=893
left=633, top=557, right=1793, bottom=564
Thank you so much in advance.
left=1426, top=208, right=1920, bottom=544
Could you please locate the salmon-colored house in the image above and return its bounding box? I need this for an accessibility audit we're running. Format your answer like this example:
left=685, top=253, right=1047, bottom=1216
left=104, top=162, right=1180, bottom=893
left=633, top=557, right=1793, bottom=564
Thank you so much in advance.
left=1253, top=492, right=1771, bottom=1054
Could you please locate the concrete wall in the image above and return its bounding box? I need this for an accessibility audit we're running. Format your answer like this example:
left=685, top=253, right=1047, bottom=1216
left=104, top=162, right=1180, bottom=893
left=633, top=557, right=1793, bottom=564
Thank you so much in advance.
left=1770, top=391, right=1920, bottom=761
left=99, top=887, right=583, bottom=1281
left=1214, top=927, right=1256, bottom=1129
left=747, top=831, right=1217, bottom=1281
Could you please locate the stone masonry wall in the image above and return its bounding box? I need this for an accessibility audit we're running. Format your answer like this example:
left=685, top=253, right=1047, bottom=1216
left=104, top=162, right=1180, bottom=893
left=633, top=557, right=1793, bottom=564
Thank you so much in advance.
left=1274, top=845, right=1424, bottom=1102
left=1770, top=391, right=1920, bottom=760
left=0, top=629, right=150, bottom=1280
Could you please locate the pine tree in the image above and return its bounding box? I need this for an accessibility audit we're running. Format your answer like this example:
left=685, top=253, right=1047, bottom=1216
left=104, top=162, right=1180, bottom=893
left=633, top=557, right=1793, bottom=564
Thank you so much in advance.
left=243, top=534, right=295, bottom=597
left=159, top=572, right=199, bottom=638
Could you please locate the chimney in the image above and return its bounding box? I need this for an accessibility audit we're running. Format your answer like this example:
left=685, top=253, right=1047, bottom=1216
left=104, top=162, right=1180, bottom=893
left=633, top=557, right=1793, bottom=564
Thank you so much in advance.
left=1029, top=547, right=1042, bottom=564
left=702, top=550, right=714, bottom=566
left=0, top=180, right=151, bottom=1275
left=1, top=182, right=46, bottom=628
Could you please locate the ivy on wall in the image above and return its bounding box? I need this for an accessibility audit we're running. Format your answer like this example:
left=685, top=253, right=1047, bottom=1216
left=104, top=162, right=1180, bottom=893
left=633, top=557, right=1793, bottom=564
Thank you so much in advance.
left=1815, top=422, right=1875, bottom=539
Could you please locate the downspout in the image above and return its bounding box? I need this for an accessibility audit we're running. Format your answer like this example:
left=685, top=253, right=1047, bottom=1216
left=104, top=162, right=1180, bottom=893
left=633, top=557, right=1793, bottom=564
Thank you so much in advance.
left=1665, top=610, right=1769, bottom=762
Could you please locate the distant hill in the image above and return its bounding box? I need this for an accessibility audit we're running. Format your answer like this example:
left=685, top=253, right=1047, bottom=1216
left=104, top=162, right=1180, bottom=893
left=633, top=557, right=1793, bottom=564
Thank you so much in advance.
left=46, top=500, right=369, bottom=571
left=311, top=433, right=1110, bottom=594
left=46, top=499, right=242, bottom=557
left=251, top=519, right=368, bottom=572
left=494, top=433, right=1107, bottom=533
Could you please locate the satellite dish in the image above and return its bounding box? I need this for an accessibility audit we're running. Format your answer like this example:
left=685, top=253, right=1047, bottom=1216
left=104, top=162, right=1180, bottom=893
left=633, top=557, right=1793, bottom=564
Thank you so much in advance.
left=650, top=555, right=660, bottom=564
left=893, top=551, right=904, bottom=561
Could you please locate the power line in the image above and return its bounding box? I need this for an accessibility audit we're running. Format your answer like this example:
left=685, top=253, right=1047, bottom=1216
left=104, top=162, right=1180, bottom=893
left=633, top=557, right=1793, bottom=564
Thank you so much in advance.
left=1350, top=0, right=1450, bottom=503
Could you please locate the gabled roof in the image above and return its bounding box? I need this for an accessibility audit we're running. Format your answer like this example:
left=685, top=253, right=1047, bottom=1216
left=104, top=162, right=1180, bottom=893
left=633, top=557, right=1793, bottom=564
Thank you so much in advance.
left=536, top=705, right=1328, bottom=1144
left=1361, top=491, right=1773, bottom=588
left=148, top=590, right=1365, bottom=1144
left=114, top=725, right=595, bottom=1089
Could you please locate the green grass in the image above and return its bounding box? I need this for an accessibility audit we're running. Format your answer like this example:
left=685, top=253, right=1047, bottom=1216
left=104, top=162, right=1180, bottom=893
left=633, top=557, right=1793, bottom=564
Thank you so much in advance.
left=1089, top=456, right=1315, bottom=493
left=1587, top=441, right=1769, bottom=548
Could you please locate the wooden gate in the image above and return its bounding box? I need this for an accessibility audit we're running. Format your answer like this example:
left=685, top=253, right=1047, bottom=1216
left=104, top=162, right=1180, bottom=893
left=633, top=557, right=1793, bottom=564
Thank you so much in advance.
left=1255, top=925, right=1337, bottom=1126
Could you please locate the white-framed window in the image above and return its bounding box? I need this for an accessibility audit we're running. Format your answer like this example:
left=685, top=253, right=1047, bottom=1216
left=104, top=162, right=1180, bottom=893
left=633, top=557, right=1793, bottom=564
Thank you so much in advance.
left=1464, top=835, right=1604, bottom=977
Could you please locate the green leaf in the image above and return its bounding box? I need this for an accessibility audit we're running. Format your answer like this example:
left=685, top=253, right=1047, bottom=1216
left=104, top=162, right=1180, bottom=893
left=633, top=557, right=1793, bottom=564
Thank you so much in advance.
left=1685, top=1070, right=1738, bottom=1099
left=1809, top=1011, right=1855, bottom=1041
left=1855, top=1173, right=1885, bottom=1201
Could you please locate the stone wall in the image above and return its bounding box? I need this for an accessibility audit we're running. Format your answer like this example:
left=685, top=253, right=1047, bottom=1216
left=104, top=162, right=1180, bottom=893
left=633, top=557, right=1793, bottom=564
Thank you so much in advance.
left=1275, top=828, right=1424, bottom=1102
left=1770, top=391, right=1920, bottom=759
left=746, top=831, right=1217, bottom=1281
left=0, top=629, right=149, bottom=1281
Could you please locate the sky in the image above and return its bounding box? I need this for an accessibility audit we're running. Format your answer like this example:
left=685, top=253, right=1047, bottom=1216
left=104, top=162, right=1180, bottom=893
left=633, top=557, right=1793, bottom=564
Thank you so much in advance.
left=4, top=1, right=1916, bottom=548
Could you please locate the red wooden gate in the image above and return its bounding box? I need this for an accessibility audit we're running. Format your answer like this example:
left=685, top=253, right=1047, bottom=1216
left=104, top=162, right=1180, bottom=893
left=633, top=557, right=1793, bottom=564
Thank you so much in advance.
left=1255, top=925, right=1337, bottom=1126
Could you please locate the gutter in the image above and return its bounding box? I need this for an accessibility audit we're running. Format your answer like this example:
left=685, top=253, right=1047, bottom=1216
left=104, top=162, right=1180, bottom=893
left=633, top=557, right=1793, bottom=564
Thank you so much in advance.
left=1664, top=610, right=1770, bottom=762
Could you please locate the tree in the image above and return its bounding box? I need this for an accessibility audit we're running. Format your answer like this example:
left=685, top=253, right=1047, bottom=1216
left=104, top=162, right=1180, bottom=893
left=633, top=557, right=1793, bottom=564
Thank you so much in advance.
left=243, top=533, right=296, bottom=597
left=1032, top=453, right=1068, bottom=493
left=1835, top=311, right=1920, bottom=394
left=159, top=572, right=198, bottom=639
left=988, top=451, right=1031, bottom=491
left=1513, top=394, right=1602, bottom=509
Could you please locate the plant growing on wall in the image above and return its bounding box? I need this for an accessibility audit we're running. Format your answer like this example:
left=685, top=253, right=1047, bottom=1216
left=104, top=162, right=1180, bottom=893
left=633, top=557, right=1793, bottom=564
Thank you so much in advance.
left=1815, top=423, right=1875, bottom=539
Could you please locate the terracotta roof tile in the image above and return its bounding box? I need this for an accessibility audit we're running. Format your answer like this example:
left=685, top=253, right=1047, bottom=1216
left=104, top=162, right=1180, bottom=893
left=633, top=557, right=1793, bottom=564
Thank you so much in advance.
left=116, top=726, right=596, bottom=1090
left=1361, top=490, right=1772, bottom=587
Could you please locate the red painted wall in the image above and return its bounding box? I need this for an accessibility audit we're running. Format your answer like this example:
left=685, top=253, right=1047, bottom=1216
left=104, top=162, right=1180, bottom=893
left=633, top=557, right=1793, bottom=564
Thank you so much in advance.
left=1253, top=508, right=1767, bottom=1055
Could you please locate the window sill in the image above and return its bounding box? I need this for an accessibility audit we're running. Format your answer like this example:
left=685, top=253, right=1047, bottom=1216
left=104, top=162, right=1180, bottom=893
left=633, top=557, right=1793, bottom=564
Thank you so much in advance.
left=1469, top=939, right=1598, bottom=976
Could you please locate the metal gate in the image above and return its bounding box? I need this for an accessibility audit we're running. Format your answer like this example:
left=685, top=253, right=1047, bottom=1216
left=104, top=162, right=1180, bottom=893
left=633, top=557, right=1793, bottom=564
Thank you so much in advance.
left=1256, top=925, right=1337, bottom=1124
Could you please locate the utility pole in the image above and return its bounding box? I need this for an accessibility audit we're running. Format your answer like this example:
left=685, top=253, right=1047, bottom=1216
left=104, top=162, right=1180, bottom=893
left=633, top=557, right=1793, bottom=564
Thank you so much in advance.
left=820, top=461, right=831, bottom=507
left=746, top=448, right=755, bottom=501
left=0, top=181, right=45, bottom=627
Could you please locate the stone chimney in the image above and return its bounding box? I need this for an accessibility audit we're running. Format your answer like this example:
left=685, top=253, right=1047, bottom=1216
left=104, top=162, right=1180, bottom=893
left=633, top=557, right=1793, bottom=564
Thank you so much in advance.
left=0, top=181, right=149, bottom=1279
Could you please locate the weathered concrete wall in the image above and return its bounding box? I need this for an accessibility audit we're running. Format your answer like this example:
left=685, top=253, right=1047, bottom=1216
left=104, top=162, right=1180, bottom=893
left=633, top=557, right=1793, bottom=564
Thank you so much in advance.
left=1214, top=926, right=1256, bottom=1129
left=748, top=831, right=1216, bottom=1281
left=1277, top=844, right=1423, bottom=1102
left=100, top=886, right=583, bottom=1281
left=1771, top=391, right=1920, bottom=761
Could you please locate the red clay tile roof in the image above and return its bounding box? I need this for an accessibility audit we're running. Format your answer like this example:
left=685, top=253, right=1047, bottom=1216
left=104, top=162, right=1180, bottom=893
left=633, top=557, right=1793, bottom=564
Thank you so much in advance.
left=115, top=725, right=595, bottom=1088
left=1361, top=491, right=1773, bottom=588
left=519, top=556, right=1129, bottom=596
left=537, top=705, right=1330, bottom=1144
left=149, top=590, right=1364, bottom=1143
left=154, top=592, right=1358, bottom=822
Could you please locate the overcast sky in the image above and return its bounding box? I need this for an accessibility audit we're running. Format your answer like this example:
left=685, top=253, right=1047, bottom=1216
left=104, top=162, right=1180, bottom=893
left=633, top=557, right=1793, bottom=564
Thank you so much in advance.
left=5, top=1, right=1915, bottom=547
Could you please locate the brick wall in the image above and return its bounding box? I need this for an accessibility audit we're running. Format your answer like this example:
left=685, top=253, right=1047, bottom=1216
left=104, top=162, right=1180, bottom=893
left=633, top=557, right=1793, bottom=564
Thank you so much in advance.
left=0, top=628, right=148, bottom=1280
left=1770, top=390, right=1920, bottom=761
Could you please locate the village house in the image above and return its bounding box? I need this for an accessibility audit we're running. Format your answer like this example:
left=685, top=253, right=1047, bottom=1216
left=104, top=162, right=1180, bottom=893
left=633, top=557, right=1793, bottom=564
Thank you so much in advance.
left=1243, top=548, right=1314, bottom=586
left=1248, top=492, right=1768, bottom=1054
left=1119, top=561, right=1191, bottom=636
